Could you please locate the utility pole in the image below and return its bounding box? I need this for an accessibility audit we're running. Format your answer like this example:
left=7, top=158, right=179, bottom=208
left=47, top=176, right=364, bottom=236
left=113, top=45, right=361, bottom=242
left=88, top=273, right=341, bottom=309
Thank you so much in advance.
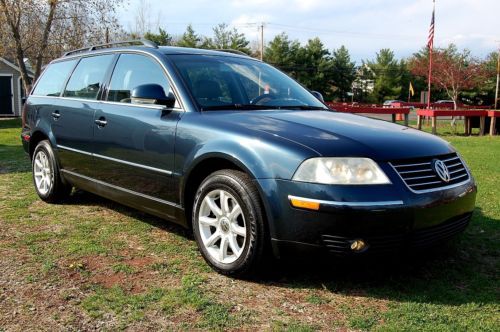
left=495, top=46, right=500, bottom=110
left=260, top=23, right=264, bottom=61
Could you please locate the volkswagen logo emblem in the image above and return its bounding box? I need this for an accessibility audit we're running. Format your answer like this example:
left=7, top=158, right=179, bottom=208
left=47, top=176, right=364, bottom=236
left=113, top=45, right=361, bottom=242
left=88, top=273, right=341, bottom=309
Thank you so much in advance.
left=432, top=159, right=451, bottom=182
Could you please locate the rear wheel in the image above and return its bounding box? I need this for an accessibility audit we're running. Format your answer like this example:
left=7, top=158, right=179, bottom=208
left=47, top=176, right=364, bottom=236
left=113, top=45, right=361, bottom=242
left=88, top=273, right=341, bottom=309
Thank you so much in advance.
left=32, top=140, right=71, bottom=203
left=192, top=170, right=266, bottom=277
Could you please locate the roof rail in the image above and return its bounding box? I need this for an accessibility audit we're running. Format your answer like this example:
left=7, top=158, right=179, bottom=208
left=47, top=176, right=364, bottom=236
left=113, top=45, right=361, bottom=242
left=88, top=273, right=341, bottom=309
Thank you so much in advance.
left=63, top=39, right=158, bottom=57
left=217, top=49, right=250, bottom=57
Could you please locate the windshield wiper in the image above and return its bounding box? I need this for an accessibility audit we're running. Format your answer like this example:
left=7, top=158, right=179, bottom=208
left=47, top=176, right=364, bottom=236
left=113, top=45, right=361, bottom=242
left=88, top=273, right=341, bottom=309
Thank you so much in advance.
left=201, top=104, right=280, bottom=111
left=277, top=105, right=329, bottom=110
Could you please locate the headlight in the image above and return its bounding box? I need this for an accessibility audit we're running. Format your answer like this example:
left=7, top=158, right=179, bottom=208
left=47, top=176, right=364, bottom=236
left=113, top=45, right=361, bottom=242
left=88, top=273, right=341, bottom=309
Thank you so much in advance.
left=292, top=158, right=390, bottom=185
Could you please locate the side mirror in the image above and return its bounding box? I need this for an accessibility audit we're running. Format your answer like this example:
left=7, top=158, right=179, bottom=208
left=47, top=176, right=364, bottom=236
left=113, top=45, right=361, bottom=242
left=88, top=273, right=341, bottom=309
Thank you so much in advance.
left=311, top=91, right=324, bottom=102
left=131, top=84, right=176, bottom=108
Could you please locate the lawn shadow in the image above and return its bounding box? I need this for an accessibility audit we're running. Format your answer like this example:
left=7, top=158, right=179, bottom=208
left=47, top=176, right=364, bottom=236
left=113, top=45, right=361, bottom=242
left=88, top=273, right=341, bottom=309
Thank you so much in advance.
left=0, top=118, right=22, bottom=129
left=57, top=189, right=498, bottom=307
left=0, top=144, right=30, bottom=174
left=256, top=207, right=499, bottom=307
left=64, top=189, right=192, bottom=239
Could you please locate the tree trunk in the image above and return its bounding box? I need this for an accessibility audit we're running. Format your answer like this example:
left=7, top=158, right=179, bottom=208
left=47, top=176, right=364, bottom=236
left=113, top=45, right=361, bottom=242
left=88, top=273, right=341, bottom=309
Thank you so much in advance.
left=34, top=0, right=58, bottom=81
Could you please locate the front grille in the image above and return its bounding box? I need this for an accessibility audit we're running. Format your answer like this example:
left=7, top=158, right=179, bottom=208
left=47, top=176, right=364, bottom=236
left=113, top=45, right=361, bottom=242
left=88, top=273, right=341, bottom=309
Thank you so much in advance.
left=321, top=213, right=471, bottom=255
left=390, top=153, right=470, bottom=193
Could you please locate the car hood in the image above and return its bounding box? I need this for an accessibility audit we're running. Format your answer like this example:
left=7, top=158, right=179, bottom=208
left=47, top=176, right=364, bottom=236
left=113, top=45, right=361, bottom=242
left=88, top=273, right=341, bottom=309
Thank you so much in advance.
left=207, top=110, right=454, bottom=160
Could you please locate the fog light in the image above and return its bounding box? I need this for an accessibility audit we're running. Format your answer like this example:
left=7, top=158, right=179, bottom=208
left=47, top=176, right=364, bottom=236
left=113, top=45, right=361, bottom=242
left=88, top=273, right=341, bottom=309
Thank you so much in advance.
left=350, top=239, right=367, bottom=252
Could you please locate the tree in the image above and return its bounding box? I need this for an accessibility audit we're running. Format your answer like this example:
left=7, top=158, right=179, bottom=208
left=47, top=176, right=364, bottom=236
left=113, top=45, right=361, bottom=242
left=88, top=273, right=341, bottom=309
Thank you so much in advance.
left=366, top=49, right=402, bottom=103
left=264, top=33, right=300, bottom=72
left=205, top=23, right=251, bottom=54
left=177, top=24, right=201, bottom=48
left=409, top=44, right=486, bottom=109
left=144, top=28, right=173, bottom=46
left=330, top=45, right=356, bottom=101
left=293, top=38, right=332, bottom=96
left=0, top=0, right=123, bottom=92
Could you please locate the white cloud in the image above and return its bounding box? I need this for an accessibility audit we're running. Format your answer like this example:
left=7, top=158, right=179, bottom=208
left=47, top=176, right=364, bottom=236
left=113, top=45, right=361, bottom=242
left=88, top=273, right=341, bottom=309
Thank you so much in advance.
left=120, top=0, right=499, bottom=62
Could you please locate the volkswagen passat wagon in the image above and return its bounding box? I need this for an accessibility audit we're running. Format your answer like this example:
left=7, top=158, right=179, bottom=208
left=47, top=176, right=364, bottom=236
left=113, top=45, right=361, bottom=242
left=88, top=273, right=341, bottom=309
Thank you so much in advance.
left=22, top=41, right=476, bottom=276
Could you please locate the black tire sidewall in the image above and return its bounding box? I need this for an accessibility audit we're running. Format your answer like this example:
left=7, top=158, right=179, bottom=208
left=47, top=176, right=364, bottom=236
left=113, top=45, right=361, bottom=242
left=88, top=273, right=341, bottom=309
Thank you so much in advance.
left=192, top=171, right=263, bottom=276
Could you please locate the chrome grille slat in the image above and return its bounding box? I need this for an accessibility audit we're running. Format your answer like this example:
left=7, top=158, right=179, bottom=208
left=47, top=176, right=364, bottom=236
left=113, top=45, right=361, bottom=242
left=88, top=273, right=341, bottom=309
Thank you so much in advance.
left=442, top=156, right=460, bottom=162
left=446, top=162, right=462, bottom=168
left=452, top=173, right=468, bottom=180
left=411, top=180, right=443, bottom=187
left=393, top=161, right=431, bottom=168
left=390, top=153, right=470, bottom=193
left=398, top=169, right=433, bottom=175
left=404, top=174, right=438, bottom=181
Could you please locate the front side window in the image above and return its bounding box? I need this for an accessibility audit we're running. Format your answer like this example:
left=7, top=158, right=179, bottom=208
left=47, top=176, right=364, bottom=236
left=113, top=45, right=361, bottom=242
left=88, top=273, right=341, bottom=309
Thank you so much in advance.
left=107, top=54, right=170, bottom=103
left=170, top=54, right=327, bottom=110
left=63, top=55, right=114, bottom=100
left=32, top=60, right=76, bottom=96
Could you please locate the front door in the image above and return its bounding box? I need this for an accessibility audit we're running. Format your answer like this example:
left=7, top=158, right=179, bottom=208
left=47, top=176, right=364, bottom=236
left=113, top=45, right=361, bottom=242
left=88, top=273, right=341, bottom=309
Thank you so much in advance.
left=92, top=53, right=181, bottom=207
left=0, top=75, right=13, bottom=115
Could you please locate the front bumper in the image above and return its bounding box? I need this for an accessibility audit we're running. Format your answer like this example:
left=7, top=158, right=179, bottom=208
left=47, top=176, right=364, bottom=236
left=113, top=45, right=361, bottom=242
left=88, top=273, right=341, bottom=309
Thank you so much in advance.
left=256, top=176, right=477, bottom=258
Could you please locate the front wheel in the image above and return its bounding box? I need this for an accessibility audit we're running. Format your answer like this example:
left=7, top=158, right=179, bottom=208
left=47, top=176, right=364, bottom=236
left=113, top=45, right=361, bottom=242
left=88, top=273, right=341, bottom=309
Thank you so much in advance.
left=32, top=140, right=72, bottom=203
left=192, top=170, right=266, bottom=277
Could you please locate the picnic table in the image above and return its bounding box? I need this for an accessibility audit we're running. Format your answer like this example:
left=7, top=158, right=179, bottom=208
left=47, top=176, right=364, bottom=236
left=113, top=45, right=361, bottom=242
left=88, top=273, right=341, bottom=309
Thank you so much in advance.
left=416, top=109, right=489, bottom=135
left=328, top=105, right=410, bottom=126
left=488, top=111, right=499, bottom=135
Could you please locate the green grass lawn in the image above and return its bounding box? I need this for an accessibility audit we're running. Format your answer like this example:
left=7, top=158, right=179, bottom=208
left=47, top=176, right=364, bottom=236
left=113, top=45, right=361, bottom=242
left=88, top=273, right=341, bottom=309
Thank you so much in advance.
left=0, top=118, right=498, bottom=331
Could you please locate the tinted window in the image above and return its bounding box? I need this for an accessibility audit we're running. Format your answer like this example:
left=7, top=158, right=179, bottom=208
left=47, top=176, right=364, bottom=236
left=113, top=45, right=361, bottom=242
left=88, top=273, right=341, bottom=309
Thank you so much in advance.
left=107, top=54, right=170, bottom=103
left=32, top=60, right=76, bottom=96
left=170, top=55, right=326, bottom=109
left=63, top=55, right=114, bottom=100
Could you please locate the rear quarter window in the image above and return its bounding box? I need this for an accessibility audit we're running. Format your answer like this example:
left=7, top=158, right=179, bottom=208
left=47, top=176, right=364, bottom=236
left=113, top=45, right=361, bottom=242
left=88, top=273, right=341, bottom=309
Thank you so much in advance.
left=32, top=60, right=77, bottom=97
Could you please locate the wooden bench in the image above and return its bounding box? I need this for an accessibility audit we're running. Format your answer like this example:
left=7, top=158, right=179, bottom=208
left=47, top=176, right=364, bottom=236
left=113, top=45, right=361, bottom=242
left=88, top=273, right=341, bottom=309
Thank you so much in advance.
left=488, top=111, right=500, bottom=135
left=416, top=109, right=489, bottom=135
left=330, top=106, right=410, bottom=126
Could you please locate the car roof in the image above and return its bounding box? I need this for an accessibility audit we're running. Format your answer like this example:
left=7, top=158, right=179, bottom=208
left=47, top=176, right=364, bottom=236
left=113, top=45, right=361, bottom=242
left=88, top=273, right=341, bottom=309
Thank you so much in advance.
left=56, top=43, right=254, bottom=63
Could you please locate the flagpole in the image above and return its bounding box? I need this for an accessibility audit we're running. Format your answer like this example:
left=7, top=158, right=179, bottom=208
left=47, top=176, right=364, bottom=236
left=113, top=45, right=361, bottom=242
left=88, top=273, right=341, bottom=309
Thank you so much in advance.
left=427, top=47, right=433, bottom=108
left=427, top=0, right=435, bottom=109
left=408, top=84, right=411, bottom=103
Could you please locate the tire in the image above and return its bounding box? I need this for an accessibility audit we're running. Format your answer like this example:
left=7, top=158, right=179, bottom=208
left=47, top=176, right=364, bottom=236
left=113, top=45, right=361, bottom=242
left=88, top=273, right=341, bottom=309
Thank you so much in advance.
left=32, top=140, right=72, bottom=203
left=192, top=169, right=266, bottom=277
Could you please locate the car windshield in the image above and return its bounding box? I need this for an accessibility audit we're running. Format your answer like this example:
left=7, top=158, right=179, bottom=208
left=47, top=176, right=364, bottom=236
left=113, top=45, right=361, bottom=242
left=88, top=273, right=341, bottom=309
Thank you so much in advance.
left=169, top=54, right=328, bottom=111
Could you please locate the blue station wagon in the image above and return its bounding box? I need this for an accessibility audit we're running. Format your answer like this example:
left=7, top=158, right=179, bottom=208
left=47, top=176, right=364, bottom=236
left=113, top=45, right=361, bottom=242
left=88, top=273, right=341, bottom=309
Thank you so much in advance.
left=21, top=40, right=477, bottom=276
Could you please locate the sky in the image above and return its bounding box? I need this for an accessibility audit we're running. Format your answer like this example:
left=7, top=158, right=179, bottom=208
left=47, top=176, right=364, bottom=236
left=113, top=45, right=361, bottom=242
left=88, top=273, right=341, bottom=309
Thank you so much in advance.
left=118, top=0, right=499, bottom=64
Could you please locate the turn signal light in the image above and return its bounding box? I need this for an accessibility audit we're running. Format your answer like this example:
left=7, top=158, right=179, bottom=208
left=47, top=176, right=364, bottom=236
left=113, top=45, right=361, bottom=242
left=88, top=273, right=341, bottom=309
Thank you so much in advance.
left=290, top=198, right=320, bottom=211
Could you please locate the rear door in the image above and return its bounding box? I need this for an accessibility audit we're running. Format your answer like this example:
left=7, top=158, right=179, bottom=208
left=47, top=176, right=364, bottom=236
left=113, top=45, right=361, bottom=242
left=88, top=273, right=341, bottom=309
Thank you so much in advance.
left=54, top=54, right=115, bottom=176
left=92, top=53, right=182, bottom=205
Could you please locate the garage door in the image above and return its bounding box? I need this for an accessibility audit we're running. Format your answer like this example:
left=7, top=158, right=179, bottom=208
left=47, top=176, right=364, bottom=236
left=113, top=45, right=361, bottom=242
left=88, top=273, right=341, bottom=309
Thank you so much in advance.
left=0, top=75, right=13, bottom=115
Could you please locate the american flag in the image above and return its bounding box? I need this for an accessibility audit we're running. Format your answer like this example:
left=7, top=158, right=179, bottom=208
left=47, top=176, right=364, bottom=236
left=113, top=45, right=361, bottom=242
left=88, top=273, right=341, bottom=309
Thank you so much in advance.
left=427, top=4, right=435, bottom=49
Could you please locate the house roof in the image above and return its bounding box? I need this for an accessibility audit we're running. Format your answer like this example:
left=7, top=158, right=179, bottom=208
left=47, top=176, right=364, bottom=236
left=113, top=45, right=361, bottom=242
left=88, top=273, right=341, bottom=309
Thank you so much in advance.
left=0, top=57, right=34, bottom=77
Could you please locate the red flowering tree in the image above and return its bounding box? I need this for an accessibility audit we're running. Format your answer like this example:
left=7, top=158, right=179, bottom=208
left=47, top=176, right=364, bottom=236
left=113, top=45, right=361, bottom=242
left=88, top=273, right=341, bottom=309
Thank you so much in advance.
left=409, top=44, right=486, bottom=109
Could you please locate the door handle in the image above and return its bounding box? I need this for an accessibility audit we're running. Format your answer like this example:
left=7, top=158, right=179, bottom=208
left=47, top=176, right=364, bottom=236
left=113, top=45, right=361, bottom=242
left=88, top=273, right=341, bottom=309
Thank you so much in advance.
left=51, top=110, right=61, bottom=120
left=94, top=118, right=107, bottom=127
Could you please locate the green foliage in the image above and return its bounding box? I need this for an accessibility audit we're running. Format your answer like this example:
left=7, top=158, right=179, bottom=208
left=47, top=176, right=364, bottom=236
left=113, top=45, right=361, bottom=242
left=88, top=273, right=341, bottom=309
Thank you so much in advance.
left=177, top=24, right=201, bottom=48
left=331, top=45, right=356, bottom=101
left=203, top=23, right=251, bottom=54
left=365, top=48, right=403, bottom=103
left=143, top=28, right=172, bottom=46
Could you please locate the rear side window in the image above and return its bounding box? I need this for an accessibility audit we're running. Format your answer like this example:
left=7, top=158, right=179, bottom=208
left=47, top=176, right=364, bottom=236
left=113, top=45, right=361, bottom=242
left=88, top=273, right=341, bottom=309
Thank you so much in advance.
left=32, top=60, right=76, bottom=96
left=107, top=54, right=170, bottom=103
left=63, top=55, right=114, bottom=100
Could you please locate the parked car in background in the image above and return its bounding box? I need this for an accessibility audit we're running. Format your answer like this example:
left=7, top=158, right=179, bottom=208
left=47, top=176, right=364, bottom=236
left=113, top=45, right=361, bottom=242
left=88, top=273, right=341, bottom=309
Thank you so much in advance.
left=434, top=100, right=461, bottom=109
left=383, top=100, right=405, bottom=107
left=21, top=41, right=477, bottom=276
